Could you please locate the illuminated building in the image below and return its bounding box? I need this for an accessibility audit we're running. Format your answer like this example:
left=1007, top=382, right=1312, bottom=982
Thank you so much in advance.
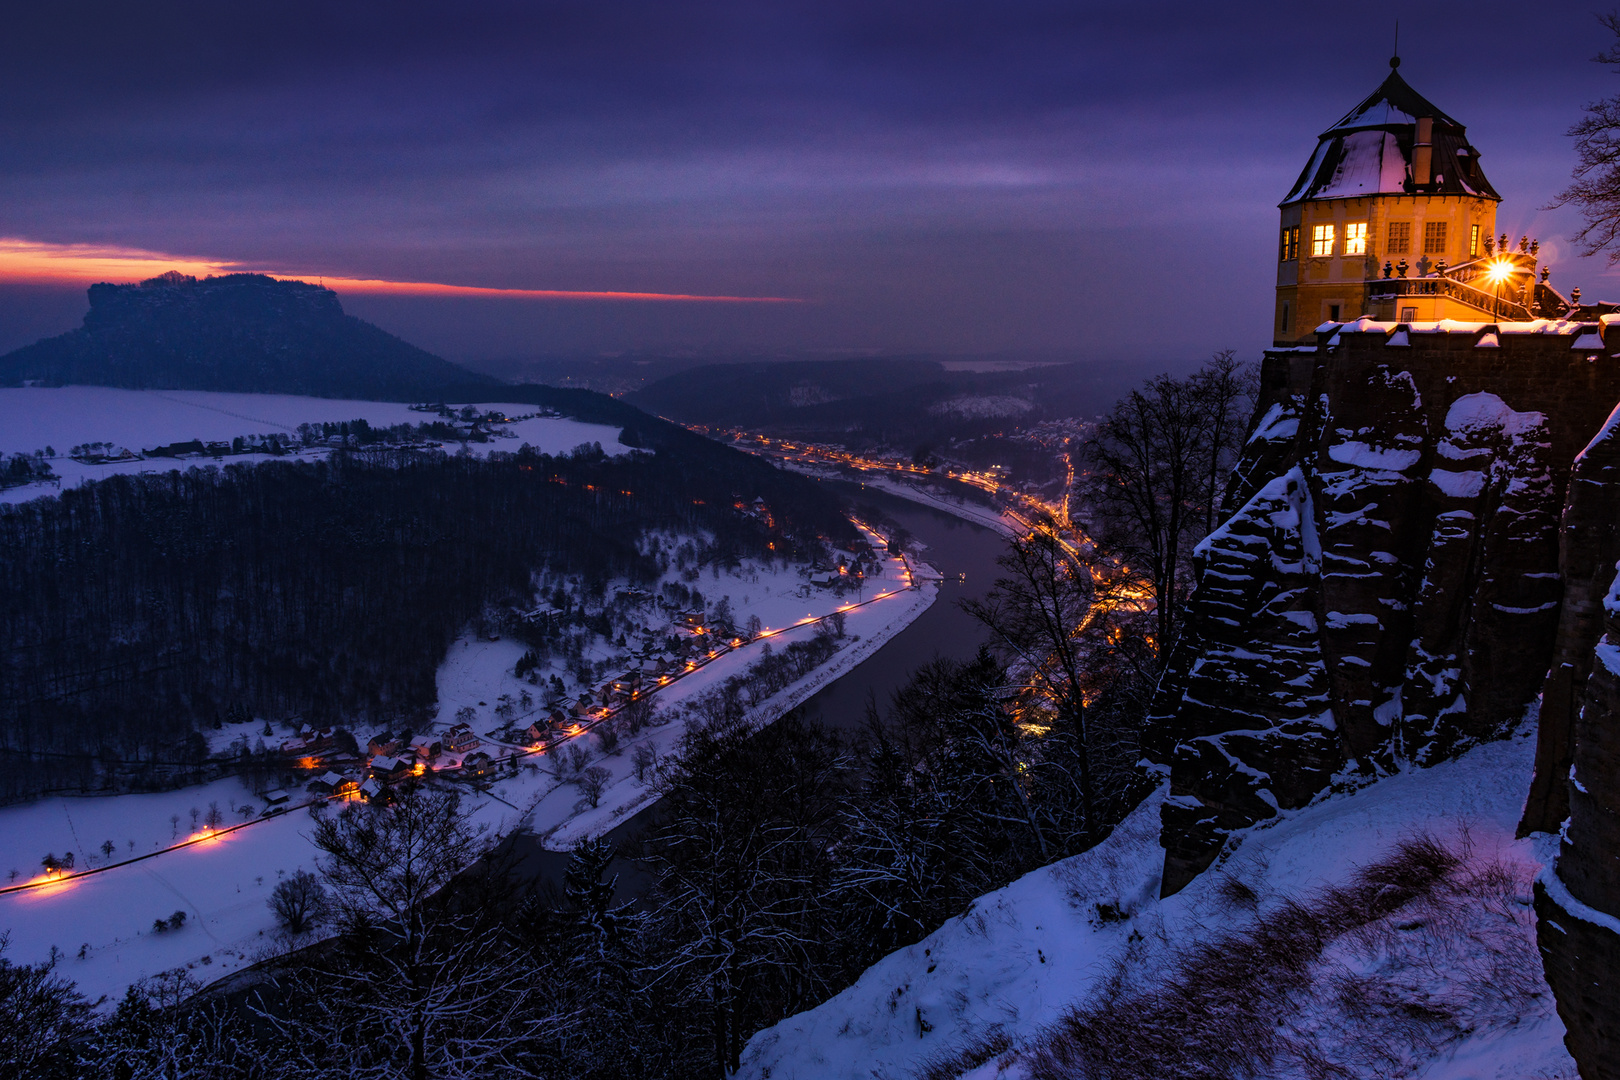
left=1272, top=54, right=1566, bottom=342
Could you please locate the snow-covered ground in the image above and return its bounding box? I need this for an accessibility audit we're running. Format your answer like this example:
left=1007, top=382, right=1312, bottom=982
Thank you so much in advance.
left=0, top=523, right=937, bottom=1004
left=739, top=729, right=1576, bottom=1080
left=766, top=454, right=1024, bottom=538
left=0, top=766, right=559, bottom=1004
left=0, top=386, right=630, bottom=503
left=423, top=523, right=936, bottom=849
left=853, top=474, right=1021, bottom=537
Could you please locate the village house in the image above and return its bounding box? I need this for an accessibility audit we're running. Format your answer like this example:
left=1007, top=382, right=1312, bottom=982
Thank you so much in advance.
left=462, top=751, right=494, bottom=779
left=367, top=732, right=401, bottom=758
left=408, top=736, right=442, bottom=762
left=307, top=771, right=358, bottom=797
left=443, top=723, right=479, bottom=753
left=281, top=725, right=336, bottom=755
left=369, top=754, right=414, bottom=784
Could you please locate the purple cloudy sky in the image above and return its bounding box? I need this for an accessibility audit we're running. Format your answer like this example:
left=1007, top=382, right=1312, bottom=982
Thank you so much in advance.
left=0, top=1, right=1609, bottom=370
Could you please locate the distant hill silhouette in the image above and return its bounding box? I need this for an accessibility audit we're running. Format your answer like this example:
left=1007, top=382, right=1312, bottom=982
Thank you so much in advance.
left=0, top=271, right=494, bottom=400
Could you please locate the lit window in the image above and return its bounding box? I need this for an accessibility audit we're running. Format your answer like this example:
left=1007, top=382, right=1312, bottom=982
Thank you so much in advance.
left=1345, top=223, right=1367, bottom=255
left=1423, top=221, right=1447, bottom=254
left=1387, top=221, right=1411, bottom=255
left=1470, top=225, right=1480, bottom=257
left=1311, top=224, right=1335, bottom=257
left=1279, top=226, right=1300, bottom=262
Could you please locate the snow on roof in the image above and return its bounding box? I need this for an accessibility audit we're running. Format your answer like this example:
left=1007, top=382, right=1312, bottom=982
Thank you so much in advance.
left=1323, top=66, right=1457, bottom=135
left=263, top=788, right=290, bottom=804
left=1309, top=129, right=1407, bottom=200
left=1281, top=64, right=1497, bottom=205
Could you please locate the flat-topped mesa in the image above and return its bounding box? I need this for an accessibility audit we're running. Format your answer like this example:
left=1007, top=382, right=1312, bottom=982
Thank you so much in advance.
left=1154, top=315, right=1620, bottom=897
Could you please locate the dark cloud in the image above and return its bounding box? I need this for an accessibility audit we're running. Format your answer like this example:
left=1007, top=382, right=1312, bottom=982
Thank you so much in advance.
left=0, top=1, right=1608, bottom=364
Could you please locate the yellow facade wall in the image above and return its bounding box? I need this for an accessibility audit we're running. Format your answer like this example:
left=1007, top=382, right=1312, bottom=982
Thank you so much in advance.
left=1274, top=193, right=1498, bottom=343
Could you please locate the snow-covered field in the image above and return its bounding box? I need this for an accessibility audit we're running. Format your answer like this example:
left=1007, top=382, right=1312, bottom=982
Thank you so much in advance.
left=424, top=523, right=935, bottom=849
left=0, top=767, right=560, bottom=1004
left=0, top=386, right=630, bottom=503
left=739, top=730, right=1576, bottom=1080
left=0, top=524, right=937, bottom=1003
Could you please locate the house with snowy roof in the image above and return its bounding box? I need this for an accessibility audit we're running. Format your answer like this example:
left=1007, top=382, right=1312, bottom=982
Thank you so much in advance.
left=1272, top=54, right=1576, bottom=344
left=368, top=754, right=414, bottom=783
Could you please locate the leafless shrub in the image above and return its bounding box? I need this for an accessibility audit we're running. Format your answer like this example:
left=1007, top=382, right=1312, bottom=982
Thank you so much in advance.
left=913, top=1027, right=1014, bottom=1080
left=1022, top=832, right=1536, bottom=1080
left=1214, top=873, right=1260, bottom=912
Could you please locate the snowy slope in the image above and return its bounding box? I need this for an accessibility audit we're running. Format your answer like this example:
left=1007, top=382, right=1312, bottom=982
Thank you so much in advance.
left=739, top=731, right=1575, bottom=1080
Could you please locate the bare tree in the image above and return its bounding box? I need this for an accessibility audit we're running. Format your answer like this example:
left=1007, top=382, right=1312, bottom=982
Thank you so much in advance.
left=576, top=766, right=611, bottom=808
left=0, top=935, right=94, bottom=1080
left=1081, top=353, right=1256, bottom=655
left=622, top=693, right=656, bottom=735
left=643, top=715, right=849, bottom=1075
left=632, top=743, right=658, bottom=783
left=1191, top=350, right=1261, bottom=534
left=267, top=869, right=327, bottom=935
left=1552, top=14, right=1620, bottom=261
left=272, top=786, right=542, bottom=1080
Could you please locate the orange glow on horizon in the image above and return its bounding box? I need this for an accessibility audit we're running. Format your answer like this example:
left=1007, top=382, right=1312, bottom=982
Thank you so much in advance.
left=0, top=238, right=805, bottom=304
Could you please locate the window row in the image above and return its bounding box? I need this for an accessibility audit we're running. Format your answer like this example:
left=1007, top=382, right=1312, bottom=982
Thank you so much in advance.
left=1279, top=221, right=1485, bottom=260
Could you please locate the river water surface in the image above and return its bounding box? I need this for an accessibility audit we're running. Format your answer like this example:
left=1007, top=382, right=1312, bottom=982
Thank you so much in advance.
left=502, top=481, right=1011, bottom=899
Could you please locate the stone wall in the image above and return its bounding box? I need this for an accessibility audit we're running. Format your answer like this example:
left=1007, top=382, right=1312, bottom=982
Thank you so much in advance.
left=1153, top=315, right=1620, bottom=1077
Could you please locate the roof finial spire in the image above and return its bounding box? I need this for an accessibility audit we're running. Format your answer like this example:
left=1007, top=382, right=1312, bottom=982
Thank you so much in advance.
left=1390, top=20, right=1400, bottom=68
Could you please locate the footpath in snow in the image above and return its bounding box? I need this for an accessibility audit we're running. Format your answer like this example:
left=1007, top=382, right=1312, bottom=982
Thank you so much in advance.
left=739, top=729, right=1576, bottom=1080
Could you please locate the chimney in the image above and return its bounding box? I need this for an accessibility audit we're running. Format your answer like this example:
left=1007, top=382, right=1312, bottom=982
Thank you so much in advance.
left=1413, top=117, right=1434, bottom=186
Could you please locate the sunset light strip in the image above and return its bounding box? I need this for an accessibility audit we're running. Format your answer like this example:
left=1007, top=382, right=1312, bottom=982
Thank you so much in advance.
left=0, top=238, right=800, bottom=303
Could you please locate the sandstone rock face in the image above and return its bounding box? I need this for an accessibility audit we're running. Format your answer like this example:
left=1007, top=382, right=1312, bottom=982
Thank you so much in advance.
left=1155, top=320, right=1620, bottom=894
left=1524, top=404, right=1620, bottom=1078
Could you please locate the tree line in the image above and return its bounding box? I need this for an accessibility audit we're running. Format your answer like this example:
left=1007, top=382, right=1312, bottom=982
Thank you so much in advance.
left=0, top=637, right=1150, bottom=1080
left=0, top=443, right=853, bottom=803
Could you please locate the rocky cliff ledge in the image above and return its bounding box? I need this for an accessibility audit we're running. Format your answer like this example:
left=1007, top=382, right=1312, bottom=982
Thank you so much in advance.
left=1521, top=398, right=1620, bottom=1079
left=1150, top=314, right=1620, bottom=1074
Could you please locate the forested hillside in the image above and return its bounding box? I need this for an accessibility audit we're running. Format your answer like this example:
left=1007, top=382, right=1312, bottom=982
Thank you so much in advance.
left=0, top=444, right=852, bottom=803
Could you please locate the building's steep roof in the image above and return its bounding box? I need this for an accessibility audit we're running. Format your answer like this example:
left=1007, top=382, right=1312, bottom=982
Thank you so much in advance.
left=1281, top=59, right=1499, bottom=205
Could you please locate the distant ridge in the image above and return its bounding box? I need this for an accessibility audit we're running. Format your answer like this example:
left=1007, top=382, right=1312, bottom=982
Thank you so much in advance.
left=0, top=271, right=495, bottom=400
